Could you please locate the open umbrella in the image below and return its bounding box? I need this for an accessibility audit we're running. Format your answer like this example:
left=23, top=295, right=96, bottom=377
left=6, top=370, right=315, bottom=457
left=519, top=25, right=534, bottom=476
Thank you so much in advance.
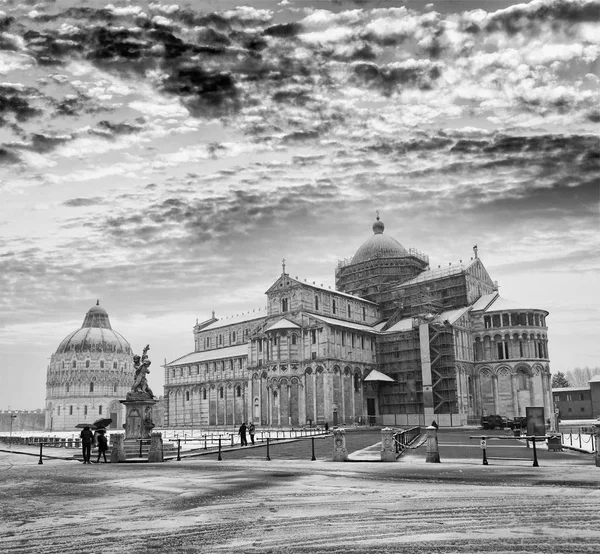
left=75, top=423, right=93, bottom=429
left=92, top=418, right=112, bottom=430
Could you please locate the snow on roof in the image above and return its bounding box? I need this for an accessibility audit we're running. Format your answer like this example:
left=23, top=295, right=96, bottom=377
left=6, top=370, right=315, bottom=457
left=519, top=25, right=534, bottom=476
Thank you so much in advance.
left=265, top=318, right=300, bottom=332
left=470, top=293, right=498, bottom=311
left=396, top=261, right=471, bottom=288
left=382, top=318, right=413, bottom=333
left=553, top=386, right=589, bottom=392
left=310, top=314, right=379, bottom=333
left=167, top=344, right=248, bottom=366
left=440, top=306, right=471, bottom=324
left=201, top=313, right=266, bottom=331
left=286, top=276, right=378, bottom=305
left=364, top=369, right=396, bottom=382
left=588, top=374, right=600, bottom=383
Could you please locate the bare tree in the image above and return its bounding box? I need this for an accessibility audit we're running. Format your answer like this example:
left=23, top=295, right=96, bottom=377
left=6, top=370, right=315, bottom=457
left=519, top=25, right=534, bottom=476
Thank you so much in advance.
left=564, top=366, right=600, bottom=387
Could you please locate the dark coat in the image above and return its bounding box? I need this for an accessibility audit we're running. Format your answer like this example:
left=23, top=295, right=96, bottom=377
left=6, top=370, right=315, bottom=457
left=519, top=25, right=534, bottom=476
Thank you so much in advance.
left=80, top=429, right=94, bottom=444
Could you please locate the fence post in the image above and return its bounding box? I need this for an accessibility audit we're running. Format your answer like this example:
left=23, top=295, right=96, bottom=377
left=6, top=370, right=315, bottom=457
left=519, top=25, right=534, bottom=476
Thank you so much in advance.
left=311, top=437, right=316, bottom=461
left=595, top=422, right=600, bottom=468
left=266, top=437, right=271, bottom=461
left=177, top=438, right=181, bottom=461
left=218, top=438, right=222, bottom=461
left=333, top=429, right=348, bottom=462
left=532, top=437, right=539, bottom=467
left=380, top=428, right=395, bottom=462
left=38, top=443, right=43, bottom=465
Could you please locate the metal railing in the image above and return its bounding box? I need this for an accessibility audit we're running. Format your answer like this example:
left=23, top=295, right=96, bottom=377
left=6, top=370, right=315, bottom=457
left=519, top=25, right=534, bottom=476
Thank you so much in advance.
left=393, top=426, right=421, bottom=454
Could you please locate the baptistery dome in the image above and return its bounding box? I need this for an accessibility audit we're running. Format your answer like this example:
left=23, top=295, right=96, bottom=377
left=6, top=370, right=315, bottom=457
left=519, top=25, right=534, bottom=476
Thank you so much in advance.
left=45, top=301, right=135, bottom=431
left=352, top=215, right=408, bottom=264
left=55, top=302, right=131, bottom=355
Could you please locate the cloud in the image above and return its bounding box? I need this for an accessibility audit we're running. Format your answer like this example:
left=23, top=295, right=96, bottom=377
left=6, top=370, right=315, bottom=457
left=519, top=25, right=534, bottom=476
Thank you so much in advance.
left=63, top=197, right=106, bottom=207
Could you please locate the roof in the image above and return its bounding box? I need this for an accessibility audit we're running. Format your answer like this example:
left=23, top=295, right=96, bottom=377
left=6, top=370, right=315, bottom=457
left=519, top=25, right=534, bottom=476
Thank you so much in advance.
left=471, top=293, right=498, bottom=311
left=382, top=317, right=413, bottom=333
left=589, top=375, right=600, bottom=383
left=351, top=215, right=409, bottom=264
left=472, top=294, right=548, bottom=314
left=440, top=306, right=471, bottom=324
left=310, top=314, right=379, bottom=333
left=265, top=318, right=300, bottom=332
left=167, top=344, right=248, bottom=366
left=395, top=261, right=471, bottom=287
left=364, top=369, right=395, bottom=382
left=552, top=387, right=589, bottom=392
left=285, top=276, right=377, bottom=305
left=200, top=313, right=266, bottom=331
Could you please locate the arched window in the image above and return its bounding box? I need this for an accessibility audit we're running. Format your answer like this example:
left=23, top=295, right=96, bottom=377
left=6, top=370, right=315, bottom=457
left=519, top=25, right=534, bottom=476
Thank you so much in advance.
left=219, top=334, right=223, bottom=345
left=237, top=386, right=241, bottom=397
left=232, top=331, right=236, bottom=342
left=282, top=298, right=288, bottom=312
left=354, top=373, right=360, bottom=392
left=89, top=382, right=94, bottom=393
left=84, top=405, right=88, bottom=416
left=171, top=369, right=175, bottom=378
left=219, top=388, right=224, bottom=399
left=85, top=360, right=90, bottom=368
left=66, top=383, right=70, bottom=393
left=69, top=406, right=73, bottom=415
left=315, top=295, right=319, bottom=310
left=186, top=391, right=190, bottom=401
left=332, top=299, right=336, bottom=314
left=100, top=360, right=104, bottom=369
left=98, top=405, right=103, bottom=415
left=113, top=361, right=118, bottom=369
left=239, top=359, right=243, bottom=369
left=62, top=361, right=65, bottom=369
left=362, top=307, right=366, bottom=321
left=347, top=304, right=352, bottom=318
left=291, top=334, right=297, bottom=345
left=203, top=389, right=207, bottom=400
left=72, top=360, right=77, bottom=368
left=113, top=384, right=117, bottom=393
left=57, top=406, right=60, bottom=415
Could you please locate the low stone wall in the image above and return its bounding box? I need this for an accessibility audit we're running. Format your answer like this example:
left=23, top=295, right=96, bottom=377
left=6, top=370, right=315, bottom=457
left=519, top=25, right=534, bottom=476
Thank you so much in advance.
left=0, top=411, right=45, bottom=432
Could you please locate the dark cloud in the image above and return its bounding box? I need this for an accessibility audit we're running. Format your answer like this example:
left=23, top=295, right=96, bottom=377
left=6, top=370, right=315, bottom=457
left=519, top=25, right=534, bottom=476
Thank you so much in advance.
left=0, top=90, right=41, bottom=121
left=0, top=147, right=20, bottom=165
left=264, top=22, right=302, bottom=39
left=352, top=62, right=441, bottom=93
left=63, top=197, right=105, bottom=208
left=485, top=0, right=600, bottom=34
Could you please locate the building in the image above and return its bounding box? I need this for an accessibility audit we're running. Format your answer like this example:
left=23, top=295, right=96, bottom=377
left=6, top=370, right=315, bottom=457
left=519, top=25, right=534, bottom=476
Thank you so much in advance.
left=45, top=301, right=134, bottom=431
left=553, top=375, right=600, bottom=420
left=165, top=215, right=552, bottom=428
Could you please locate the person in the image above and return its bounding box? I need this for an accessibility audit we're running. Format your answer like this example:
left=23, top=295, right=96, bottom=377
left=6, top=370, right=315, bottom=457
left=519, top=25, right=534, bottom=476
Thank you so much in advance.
left=248, top=422, right=256, bottom=445
left=95, top=429, right=108, bottom=463
left=80, top=426, right=95, bottom=464
left=238, top=422, right=248, bottom=446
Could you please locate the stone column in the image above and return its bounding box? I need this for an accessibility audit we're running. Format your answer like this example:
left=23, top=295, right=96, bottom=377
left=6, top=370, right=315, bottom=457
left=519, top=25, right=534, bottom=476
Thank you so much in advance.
left=299, top=376, right=306, bottom=426
left=511, top=372, right=519, bottom=417
left=148, top=432, right=164, bottom=462
left=492, top=374, right=500, bottom=414
left=380, top=427, right=396, bottom=462
left=110, top=433, right=126, bottom=463
left=425, top=425, right=440, bottom=463
left=332, top=429, right=348, bottom=462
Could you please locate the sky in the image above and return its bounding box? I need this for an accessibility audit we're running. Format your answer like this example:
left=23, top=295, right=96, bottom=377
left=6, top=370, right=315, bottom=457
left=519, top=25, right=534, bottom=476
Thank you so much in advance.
left=0, top=0, right=598, bottom=410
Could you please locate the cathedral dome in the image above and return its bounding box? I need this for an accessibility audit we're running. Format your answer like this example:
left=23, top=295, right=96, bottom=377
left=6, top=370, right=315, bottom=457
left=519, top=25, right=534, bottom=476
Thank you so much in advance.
left=55, top=301, right=132, bottom=355
left=352, top=215, right=408, bottom=264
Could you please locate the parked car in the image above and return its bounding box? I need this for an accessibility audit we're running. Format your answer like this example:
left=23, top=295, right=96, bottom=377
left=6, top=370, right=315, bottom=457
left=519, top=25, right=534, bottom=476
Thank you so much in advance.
left=481, top=415, right=509, bottom=430
left=510, top=416, right=527, bottom=430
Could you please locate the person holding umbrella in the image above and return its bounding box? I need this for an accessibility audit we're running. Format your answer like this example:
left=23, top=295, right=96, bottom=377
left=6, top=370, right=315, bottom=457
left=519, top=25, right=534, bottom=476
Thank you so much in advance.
left=94, top=429, right=109, bottom=463
left=79, top=426, right=95, bottom=464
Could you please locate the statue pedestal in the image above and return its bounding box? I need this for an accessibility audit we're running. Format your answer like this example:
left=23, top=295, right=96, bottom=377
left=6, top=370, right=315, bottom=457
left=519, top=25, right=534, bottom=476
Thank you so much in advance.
left=119, top=394, right=158, bottom=460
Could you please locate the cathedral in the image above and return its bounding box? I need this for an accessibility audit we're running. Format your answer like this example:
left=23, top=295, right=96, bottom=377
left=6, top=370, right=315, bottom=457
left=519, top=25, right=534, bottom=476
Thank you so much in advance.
left=164, top=215, right=552, bottom=428
left=44, top=302, right=135, bottom=431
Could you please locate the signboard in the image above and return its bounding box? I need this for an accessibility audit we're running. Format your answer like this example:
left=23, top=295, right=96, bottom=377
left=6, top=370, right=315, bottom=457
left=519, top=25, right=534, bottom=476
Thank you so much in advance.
left=526, top=406, right=546, bottom=437
left=480, top=439, right=487, bottom=448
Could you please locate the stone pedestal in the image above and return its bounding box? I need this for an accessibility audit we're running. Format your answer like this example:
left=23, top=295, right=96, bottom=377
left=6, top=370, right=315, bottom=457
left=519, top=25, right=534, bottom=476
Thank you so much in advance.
left=425, top=425, right=441, bottom=463
left=595, top=423, right=600, bottom=468
left=148, top=432, right=164, bottom=463
left=120, top=394, right=158, bottom=460
left=110, top=434, right=126, bottom=463
left=332, top=429, right=348, bottom=462
left=380, top=428, right=396, bottom=462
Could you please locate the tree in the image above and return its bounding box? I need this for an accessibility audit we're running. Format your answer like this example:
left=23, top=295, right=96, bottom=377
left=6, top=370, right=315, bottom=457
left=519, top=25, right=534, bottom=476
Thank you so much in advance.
left=564, top=366, right=600, bottom=387
left=551, top=372, right=570, bottom=388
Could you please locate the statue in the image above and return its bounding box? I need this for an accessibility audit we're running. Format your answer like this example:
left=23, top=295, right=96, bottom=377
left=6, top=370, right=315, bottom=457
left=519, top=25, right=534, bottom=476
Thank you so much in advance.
left=129, top=344, right=155, bottom=399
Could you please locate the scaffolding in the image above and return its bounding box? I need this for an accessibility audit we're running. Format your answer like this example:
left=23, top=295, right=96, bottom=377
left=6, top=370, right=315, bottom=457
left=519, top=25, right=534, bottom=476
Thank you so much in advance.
left=429, top=324, right=458, bottom=414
